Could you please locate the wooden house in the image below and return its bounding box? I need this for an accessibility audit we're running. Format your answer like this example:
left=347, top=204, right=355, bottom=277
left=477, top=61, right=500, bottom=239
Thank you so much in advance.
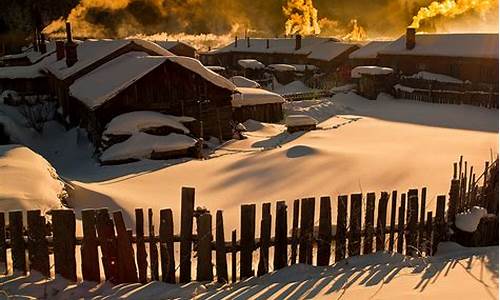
left=231, top=87, right=284, bottom=123
left=155, top=41, right=197, bottom=58
left=349, top=41, right=391, bottom=67
left=378, top=29, right=499, bottom=84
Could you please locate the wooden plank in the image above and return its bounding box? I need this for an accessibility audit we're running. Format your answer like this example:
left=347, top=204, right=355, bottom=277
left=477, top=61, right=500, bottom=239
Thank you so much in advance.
left=27, top=210, right=49, bottom=277
left=363, top=193, right=375, bottom=254
left=258, top=203, right=271, bottom=276
left=406, top=192, right=419, bottom=256
left=160, top=209, right=175, bottom=283
left=317, top=196, right=332, bottom=266
left=299, top=198, right=315, bottom=264
left=290, top=199, right=300, bottom=265
left=96, top=209, right=118, bottom=282
left=425, top=211, right=433, bottom=256
left=113, top=211, right=138, bottom=283
left=388, top=191, right=397, bottom=252
left=376, top=192, right=389, bottom=252
left=215, top=210, right=228, bottom=283
left=9, top=211, right=26, bottom=274
left=335, top=195, right=348, bottom=262
left=397, top=194, right=406, bottom=254
left=274, top=201, right=288, bottom=270
left=448, top=179, right=460, bottom=224
left=81, top=209, right=100, bottom=283
left=0, top=212, right=6, bottom=275
left=231, top=230, right=237, bottom=283
left=196, top=213, right=213, bottom=282
left=433, top=195, right=446, bottom=254
left=348, top=194, right=362, bottom=257
left=52, top=210, right=76, bottom=281
left=135, top=209, right=147, bottom=283
left=240, top=204, right=256, bottom=279
left=418, top=188, right=427, bottom=251
left=180, top=187, right=195, bottom=283
left=148, top=208, right=159, bottom=281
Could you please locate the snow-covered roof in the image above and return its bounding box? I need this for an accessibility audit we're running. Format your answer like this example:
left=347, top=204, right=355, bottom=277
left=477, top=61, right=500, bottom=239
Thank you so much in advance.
left=205, top=66, right=226, bottom=71
left=349, top=41, right=391, bottom=59
left=0, top=53, right=56, bottom=79
left=103, top=111, right=193, bottom=136
left=1, top=41, right=56, bottom=64
left=232, top=87, right=285, bottom=107
left=379, top=33, right=499, bottom=59
left=230, top=76, right=261, bottom=88
left=154, top=40, right=195, bottom=50
left=70, top=53, right=236, bottom=109
left=269, top=64, right=296, bottom=72
left=238, top=59, right=265, bottom=69
left=406, top=71, right=463, bottom=84
left=209, top=37, right=356, bottom=62
left=351, top=66, right=393, bottom=78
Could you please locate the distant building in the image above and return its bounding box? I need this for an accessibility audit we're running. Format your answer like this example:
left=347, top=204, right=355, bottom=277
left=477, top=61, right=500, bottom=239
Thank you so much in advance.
left=349, top=41, right=391, bottom=67
left=155, top=41, right=197, bottom=58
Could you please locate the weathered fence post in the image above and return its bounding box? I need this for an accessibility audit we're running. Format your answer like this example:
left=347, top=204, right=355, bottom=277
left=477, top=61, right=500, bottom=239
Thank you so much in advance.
left=348, top=194, right=362, bottom=257
left=299, top=198, right=315, bottom=264
left=274, top=201, right=288, bottom=270
left=9, top=211, right=26, bottom=274
left=96, top=209, right=118, bottom=282
left=215, top=211, right=228, bottom=283
left=196, top=213, right=213, bottom=282
left=52, top=210, right=76, bottom=281
left=335, top=195, right=348, bottom=262
left=406, top=190, right=419, bottom=256
left=81, top=209, right=100, bottom=283
left=160, top=209, right=175, bottom=283
left=290, top=199, right=300, bottom=265
left=27, top=210, right=49, bottom=277
left=425, top=211, right=433, bottom=255
left=433, top=195, right=447, bottom=254
left=148, top=208, right=159, bottom=281
left=418, top=188, right=427, bottom=251
left=113, top=211, right=138, bottom=283
left=0, top=212, right=6, bottom=275
left=231, top=230, right=237, bottom=283
left=397, top=193, right=406, bottom=254
left=240, top=204, right=256, bottom=279
left=258, top=203, right=271, bottom=276
left=376, top=192, right=389, bottom=252
left=180, top=187, right=195, bottom=283
left=448, top=179, right=460, bottom=224
left=135, top=209, right=148, bottom=283
left=317, top=196, right=332, bottom=266
left=388, top=191, right=397, bottom=252
left=363, top=193, right=375, bottom=254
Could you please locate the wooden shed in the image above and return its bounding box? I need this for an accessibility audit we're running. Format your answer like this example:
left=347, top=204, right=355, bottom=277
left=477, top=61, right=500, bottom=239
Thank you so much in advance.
left=351, top=66, right=395, bottom=100
left=231, top=87, right=284, bottom=123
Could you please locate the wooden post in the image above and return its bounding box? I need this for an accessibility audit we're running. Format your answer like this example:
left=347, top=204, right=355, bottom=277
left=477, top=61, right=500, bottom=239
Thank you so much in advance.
left=0, top=212, right=6, bottom=275
left=160, top=209, right=175, bottom=283
left=240, top=204, right=256, bottom=279
left=397, top=193, right=406, bottom=254
left=425, top=211, right=433, bottom=256
left=113, top=211, right=138, bottom=283
left=81, top=209, right=100, bottom=282
left=52, top=210, right=76, bottom=281
left=180, top=187, right=195, bottom=283
left=363, top=193, right=375, bottom=254
left=215, top=211, right=228, bottom=283
left=196, top=213, right=213, bottom=282
left=448, top=179, right=460, bottom=224
left=317, top=196, right=332, bottom=266
left=258, top=203, right=271, bottom=276
left=27, top=210, right=49, bottom=277
left=418, top=188, right=427, bottom=251
left=148, top=208, right=159, bottom=281
left=290, top=199, right=300, bottom=265
left=231, top=230, right=237, bottom=283
left=376, top=192, right=389, bottom=252
left=274, top=201, right=288, bottom=270
left=335, top=195, right=348, bottom=262
left=433, top=195, right=446, bottom=254
left=348, top=194, right=362, bottom=257
left=388, top=191, right=397, bottom=252
left=135, top=209, right=148, bottom=283
left=299, top=198, right=315, bottom=264
left=9, top=211, right=26, bottom=274
left=406, top=190, right=419, bottom=256
left=96, top=209, right=118, bottom=282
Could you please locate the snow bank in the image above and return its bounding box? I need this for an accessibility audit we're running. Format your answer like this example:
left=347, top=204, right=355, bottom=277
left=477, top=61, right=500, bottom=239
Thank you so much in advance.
left=393, top=84, right=415, bottom=93
left=268, top=64, right=297, bottom=72
left=351, top=66, right=394, bottom=78
left=285, top=114, right=318, bottom=127
left=455, top=206, right=488, bottom=232
left=100, top=132, right=197, bottom=162
left=230, top=76, right=261, bottom=88
left=0, top=145, right=65, bottom=212
left=232, top=87, right=285, bottom=107
left=103, top=111, right=192, bottom=136
left=238, top=59, right=265, bottom=70
left=407, top=71, right=464, bottom=84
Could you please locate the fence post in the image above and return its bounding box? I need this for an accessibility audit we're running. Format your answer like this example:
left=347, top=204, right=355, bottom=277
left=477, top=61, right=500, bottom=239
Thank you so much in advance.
left=397, top=193, right=406, bottom=254
left=418, top=188, right=427, bottom=251
left=349, top=194, right=362, bottom=257
left=135, top=209, right=148, bottom=283
left=27, top=210, right=49, bottom=277
left=96, top=209, right=118, bottom=282
left=196, top=213, right=213, bottom=282
left=0, top=212, right=6, bottom=275
left=363, top=193, right=375, bottom=254
left=317, top=196, right=332, bottom=266
left=148, top=208, right=159, bottom=281
left=376, top=192, right=389, bottom=252
left=433, top=195, right=447, bottom=254
left=425, top=211, right=433, bottom=256
left=274, top=201, right=288, bottom=270
left=335, top=195, right=348, bottom=262
left=231, top=230, right=237, bottom=283
left=388, top=191, right=397, bottom=252
left=9, top=211, right=26, bottom=275
left=406, top=190, right=419, bottom=256
left=81, top=209, right=100, bottom=283
left=113, top=211, right=138, bottom=283
left=448, top=179, right=460, bottom=224
left=160, top=209, right=175, bottom=283
left=258, top=203, right=271, bottom=276
left=52, top=210, right=76, bottom=281
left=290, top=199, right=300, bottom=265
left=240, top=204, right=256, bottom=279
left=180, top=187, right=195, bottom=283
left=215, top=211, right=228, bottom=283
left=299, top=198, right=315, bottom=264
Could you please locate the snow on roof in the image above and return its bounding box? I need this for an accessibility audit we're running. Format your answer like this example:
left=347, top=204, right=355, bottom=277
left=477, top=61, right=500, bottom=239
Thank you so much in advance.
left=103, top=111, right=192, bottom=136
left=286, top=114, right=318, bottom=127
left=209, top=37, right=356, bottom=62
left=351, top=66, right=393, bottom=78
left=232, top=87, right=285, bottom=107
left=1, top=41, right=56, bottom=64
left=379, top=33, right=499, bottom=59
left=455, top=206, right=487, bottom=232
left=269, top=64, right=297, bottom=72
left=154, top=40, right=195, bottom=50
left=238, top=59, right=265, bottom=69
left=349, top=41, right=391, bottom=59
left=230, top=76, right=261, bottom=88
left=205, top=66, right=226, bottom=71
left=406, top=71, right=463, bottom=83
left=100, top=132, right=197, bottom=162
left=0, top=52, right=56, bottom=79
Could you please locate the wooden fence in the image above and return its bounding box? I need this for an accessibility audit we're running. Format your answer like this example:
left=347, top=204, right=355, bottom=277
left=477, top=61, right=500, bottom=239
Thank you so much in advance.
left=283, top=90, right=334, bottom=102
left=0, top=159, right=497, bottom=285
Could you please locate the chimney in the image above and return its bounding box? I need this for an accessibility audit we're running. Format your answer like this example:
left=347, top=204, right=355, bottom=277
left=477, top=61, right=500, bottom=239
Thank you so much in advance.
left=65, top=22, right=78, bottom=67
left=295, top=34, right=302, bottom=50
left=406, top=27, right=416, bottom=50
left=39, top=33, right=46, bottom=54
left=266, top=39, right=270, bottom=49
left=56, top=41, right=65, bottom=61
left=234, top=36, right=238, bottom=48
left=246, top=36, right=250, bottom=48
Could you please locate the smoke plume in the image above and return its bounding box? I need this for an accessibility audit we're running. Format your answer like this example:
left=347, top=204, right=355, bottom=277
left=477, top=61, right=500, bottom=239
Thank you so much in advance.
left=283, top=0, right=321, bottom=36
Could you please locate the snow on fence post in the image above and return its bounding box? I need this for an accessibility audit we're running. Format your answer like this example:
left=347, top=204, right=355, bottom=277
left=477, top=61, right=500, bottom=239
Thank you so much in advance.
left=215, top=210, right=228, bottom=283
left=317, top=196, right=332, bottom=266
left=160, top=209, right=175, bottom=283
left=376, top=192, right=389, bottom=252
left=96, top=209, right=118, bottom=282
left=425, top=211, right=433, bottom=256
left=231, top=230, right=237, bottom=283
left=448, top=179, right=460, bottom=224
left=388, top=191, right=397, bottom=252
left=196, top=212, right=213, bottom=282
left=0, top=212, right=6, bottom=275
left=257, top=203, right=271, bottom=276
left=240, top=204, right=256, bottom=279
left=52, top=209, right=76, bottom=281
left=81, top=209, right=100, bottom=283
left=397, top=193, right=406, bottom=254
left=299, top=198, right=315, bottom=264
left=27, top=210, right=49, bottom=277
left=335, top=195, right=348, bottom=262
left=273, top=201, right=288, bottom=270
left=135, top=209, right=147, bottom=284
left=433, top=195, right=447, bottom=254
left=112, top=211, right=138, bottom=283
left=148, top=208, right=159, bottom=281
left=180, top=187, right=195, bottom=283
left=290, top=199, right=300, bottom=265
left=363, top=193, right=375, bottom=255
left=348, top=194, right=362, bottom=257
left=9, top=211, right=26, bottom=274
left=418, top=188, right=427, bottom=251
